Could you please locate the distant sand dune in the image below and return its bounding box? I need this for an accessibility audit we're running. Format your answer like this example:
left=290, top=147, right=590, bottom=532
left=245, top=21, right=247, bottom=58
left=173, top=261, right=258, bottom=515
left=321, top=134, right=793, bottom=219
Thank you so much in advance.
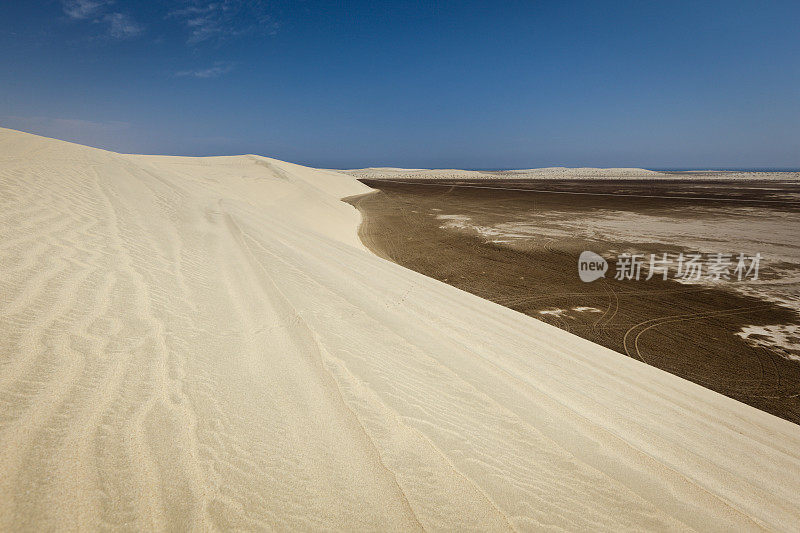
left=1, top=127, right=800, bottom=530
left=344, top=166, right=799, bottom=181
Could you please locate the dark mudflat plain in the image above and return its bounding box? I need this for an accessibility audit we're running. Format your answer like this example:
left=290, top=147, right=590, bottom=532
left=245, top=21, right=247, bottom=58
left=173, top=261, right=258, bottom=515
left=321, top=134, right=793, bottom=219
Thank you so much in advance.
left=347, top=178, right=800, bottom=424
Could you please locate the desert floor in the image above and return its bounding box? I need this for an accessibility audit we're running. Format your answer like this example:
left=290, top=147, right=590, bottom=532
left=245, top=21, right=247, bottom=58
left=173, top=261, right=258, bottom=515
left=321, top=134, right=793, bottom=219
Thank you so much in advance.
left=348, top=178, right=800, bottom=424
left=2, top=128, right=800, bottom=530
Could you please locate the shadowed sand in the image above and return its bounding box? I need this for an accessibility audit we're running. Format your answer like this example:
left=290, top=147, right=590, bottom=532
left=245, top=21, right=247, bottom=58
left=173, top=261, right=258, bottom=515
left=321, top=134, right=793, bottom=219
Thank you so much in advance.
left=1, top=127, right=800, bottom=530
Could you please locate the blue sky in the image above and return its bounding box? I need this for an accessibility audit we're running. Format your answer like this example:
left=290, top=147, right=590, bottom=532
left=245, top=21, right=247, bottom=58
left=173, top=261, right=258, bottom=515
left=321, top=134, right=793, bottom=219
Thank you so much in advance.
left=1, top=1, right=798, bottom=169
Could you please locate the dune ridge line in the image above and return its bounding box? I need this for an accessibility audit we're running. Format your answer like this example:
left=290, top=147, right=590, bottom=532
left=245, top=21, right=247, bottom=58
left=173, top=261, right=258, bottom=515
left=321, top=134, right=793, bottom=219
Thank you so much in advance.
left=1, top=127, right=799, bottom=530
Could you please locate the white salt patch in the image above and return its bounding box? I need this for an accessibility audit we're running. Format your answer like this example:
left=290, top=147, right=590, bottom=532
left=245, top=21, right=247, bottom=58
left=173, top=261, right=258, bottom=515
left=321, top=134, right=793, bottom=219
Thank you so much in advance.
left=539, top=309, right=567, bottom=317
left=737, top=324, right=800, bottom=362
left=436, top=214, right=470, bottom=221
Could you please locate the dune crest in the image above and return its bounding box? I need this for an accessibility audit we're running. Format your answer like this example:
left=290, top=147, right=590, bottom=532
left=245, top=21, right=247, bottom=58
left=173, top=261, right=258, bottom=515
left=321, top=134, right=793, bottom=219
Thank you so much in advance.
left=1, top=127, right=799, bottom=531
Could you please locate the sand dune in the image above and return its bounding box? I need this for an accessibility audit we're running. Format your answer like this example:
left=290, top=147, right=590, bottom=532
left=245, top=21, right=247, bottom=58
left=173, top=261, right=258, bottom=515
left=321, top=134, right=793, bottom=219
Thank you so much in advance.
left=1, top=127, right=800, bottom=531
left=345, top=167, right=800, bottom=181
left=343, top=167, right=667, bottom=181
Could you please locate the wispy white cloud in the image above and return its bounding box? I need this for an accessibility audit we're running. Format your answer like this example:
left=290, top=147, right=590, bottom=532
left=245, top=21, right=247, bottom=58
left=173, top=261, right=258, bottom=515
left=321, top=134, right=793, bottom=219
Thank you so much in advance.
left=61, top=0, right=143, bottom=40
left=169, top=1, right=278, bottom=45
left=170, top=3, right=221, bottom=44
left=62, top=0, right=106, bottom=20
left=176, top=62, right=235, bottom=79
left=104, top=12, right=143, bottom=39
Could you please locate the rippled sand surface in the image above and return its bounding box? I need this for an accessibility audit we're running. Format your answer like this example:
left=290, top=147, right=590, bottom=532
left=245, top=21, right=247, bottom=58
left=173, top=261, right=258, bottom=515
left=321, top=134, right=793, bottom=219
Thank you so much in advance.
left=2, top=128, right=800, bottom=530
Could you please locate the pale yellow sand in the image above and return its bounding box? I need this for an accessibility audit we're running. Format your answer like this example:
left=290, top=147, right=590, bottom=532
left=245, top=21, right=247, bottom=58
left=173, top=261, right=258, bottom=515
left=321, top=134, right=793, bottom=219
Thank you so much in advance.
left=1, top=127, right=799, bottom=531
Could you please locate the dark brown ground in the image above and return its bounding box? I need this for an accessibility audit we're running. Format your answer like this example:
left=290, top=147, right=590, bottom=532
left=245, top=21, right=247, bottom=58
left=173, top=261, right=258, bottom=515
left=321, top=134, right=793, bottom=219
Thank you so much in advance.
left=346, top=179, right=800, bottom=424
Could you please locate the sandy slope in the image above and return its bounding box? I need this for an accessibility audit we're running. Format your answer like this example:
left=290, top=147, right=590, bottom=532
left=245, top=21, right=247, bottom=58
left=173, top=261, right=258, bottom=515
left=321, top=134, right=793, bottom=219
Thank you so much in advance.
left=1, top=127, right=799, bottom=531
